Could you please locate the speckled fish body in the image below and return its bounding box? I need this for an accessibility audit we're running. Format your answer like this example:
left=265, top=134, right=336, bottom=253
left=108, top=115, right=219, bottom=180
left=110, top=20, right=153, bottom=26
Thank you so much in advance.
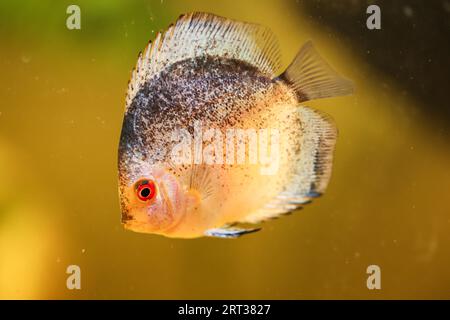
left=118, top=13, right=353, bottom=238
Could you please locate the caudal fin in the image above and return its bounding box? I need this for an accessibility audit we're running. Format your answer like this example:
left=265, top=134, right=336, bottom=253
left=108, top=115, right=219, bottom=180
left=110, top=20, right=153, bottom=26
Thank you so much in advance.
left=279, top=41, right=354, bottom=102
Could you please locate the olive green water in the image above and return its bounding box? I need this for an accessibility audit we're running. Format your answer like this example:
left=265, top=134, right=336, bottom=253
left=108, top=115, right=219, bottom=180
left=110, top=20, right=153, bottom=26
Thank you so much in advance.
left=1, top=0, right=449, bottom=299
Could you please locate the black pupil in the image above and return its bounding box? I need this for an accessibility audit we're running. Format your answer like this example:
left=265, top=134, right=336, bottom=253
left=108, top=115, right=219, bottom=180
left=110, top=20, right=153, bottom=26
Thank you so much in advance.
left=140, top=187, right=151, bottom=198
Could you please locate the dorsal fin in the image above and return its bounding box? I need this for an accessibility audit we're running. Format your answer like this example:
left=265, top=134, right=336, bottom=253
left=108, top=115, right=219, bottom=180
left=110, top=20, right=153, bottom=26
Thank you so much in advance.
left=125, top=12, right=281, bottom=110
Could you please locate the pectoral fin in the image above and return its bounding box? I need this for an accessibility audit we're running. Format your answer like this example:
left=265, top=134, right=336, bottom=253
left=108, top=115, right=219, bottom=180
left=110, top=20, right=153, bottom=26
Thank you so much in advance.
left=205, top=226, right=261, bottom=238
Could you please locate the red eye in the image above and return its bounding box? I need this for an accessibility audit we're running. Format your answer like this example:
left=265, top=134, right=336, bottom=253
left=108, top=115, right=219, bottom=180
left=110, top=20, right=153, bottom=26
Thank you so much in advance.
left=136, top=180, right=156, bottom=202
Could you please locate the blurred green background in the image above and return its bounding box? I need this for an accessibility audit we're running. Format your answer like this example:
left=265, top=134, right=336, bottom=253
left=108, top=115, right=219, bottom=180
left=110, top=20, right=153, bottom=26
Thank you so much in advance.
left=0, top=0, right=449, bottom=299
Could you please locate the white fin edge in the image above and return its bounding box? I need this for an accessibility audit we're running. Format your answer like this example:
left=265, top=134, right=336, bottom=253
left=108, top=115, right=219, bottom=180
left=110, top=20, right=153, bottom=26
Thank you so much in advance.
left=205, top=226, right=261, bottom=238
left=126, top=12, right=281, bottom=110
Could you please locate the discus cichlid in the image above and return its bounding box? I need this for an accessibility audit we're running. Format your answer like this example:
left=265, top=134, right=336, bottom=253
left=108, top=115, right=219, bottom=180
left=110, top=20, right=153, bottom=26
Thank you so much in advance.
left=118, top=12, right=353, bottom=238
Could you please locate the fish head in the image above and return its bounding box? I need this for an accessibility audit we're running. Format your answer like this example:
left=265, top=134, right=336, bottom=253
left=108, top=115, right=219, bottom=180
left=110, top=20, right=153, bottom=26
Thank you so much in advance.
left=119, top=166, right=185, bottom=234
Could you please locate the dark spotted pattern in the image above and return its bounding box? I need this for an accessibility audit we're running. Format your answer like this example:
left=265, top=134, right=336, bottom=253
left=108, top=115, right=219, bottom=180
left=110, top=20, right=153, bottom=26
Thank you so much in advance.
left=119, top=56, right=291, bottom=180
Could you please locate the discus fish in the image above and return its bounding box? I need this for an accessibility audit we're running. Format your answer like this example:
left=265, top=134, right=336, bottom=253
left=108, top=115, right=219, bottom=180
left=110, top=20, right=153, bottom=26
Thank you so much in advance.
left=118, top=12, right=353, bottom=238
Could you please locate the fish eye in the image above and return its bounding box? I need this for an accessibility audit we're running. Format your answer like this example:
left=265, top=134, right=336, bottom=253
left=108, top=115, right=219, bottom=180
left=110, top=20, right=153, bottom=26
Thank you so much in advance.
left=135, top=180, right=156, bottom=202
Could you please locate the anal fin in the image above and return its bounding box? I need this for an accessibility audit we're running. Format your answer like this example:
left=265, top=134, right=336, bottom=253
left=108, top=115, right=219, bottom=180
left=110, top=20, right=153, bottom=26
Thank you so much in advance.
left=205, top=226, right=261, bottom=238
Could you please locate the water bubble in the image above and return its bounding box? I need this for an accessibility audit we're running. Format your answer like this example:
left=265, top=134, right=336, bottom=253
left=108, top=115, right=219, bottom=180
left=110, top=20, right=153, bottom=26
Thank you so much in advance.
left=21, top=55, right=31, bottom=64
left=403, top=6, right=414, bottom=17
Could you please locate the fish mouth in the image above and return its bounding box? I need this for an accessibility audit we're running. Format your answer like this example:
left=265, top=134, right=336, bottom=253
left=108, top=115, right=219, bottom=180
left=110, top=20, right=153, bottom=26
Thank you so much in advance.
left=121, top=210, right=134, bottom=223
left=121, top=217, right=133, bottom=224
left=122, top=220, right=149, bottom=234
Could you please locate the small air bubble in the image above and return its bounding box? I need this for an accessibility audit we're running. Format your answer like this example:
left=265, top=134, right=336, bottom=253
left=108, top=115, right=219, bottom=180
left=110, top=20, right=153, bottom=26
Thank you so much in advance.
left=403, top=6, right=414, bottom=17
left=21, top=55, right=31, bottom=64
